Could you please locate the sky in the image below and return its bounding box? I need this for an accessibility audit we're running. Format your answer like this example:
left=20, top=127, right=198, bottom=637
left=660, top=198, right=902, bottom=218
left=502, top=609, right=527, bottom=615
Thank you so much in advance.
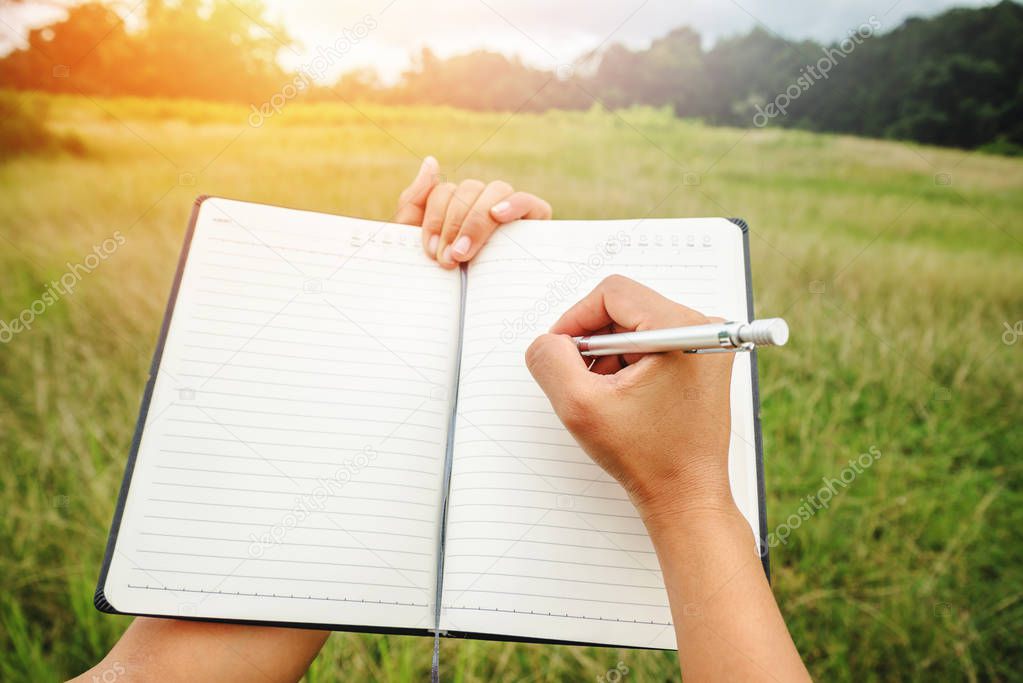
left=0, top=0, right=994, bottom=83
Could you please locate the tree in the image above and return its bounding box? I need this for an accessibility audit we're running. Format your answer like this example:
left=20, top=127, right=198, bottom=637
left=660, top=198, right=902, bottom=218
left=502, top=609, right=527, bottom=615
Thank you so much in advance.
left=0, top=0, right=293, bottom=101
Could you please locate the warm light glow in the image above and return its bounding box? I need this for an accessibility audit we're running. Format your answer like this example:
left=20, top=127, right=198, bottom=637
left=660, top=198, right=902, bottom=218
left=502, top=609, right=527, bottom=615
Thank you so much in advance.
left=1, top=0, right=993, bottom=82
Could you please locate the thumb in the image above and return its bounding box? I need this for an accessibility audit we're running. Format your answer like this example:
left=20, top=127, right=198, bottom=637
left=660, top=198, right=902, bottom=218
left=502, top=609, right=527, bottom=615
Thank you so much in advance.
left=394, top=156, right=439, bottom=225
left=525, top=333, right=598, bottom=420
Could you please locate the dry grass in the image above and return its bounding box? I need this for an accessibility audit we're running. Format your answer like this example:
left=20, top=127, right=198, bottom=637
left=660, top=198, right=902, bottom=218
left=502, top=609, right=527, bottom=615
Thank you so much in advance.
left=1, top=92, right=1021, bottom=681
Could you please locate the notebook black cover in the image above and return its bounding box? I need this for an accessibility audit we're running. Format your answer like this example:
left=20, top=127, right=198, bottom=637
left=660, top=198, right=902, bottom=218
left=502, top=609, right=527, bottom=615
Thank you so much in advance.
left=93, top=196, right=770, bottom=648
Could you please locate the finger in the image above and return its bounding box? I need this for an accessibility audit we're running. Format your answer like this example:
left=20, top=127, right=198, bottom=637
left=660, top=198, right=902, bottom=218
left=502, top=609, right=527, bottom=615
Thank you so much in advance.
left=589, top=355, right=626, bottom=375
left=450, top=180, right=513, bottom=263
left=551, top=275, right=710, bottom=337
left=394, top=156, right=439, bottom=225
left=490, top=191, right=553, bottom=222
left=421, top=181, right=456, bottom=259
left=437, top=179, right=486, bottom=267
left=525, top=333, right=601, bottom=419
left=574, top=322, right=624, bottom=375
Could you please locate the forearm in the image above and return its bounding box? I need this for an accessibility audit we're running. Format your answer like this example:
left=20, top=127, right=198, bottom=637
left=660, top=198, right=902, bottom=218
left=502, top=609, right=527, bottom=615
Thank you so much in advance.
left=70, top=618, right=329, bottom=683
left=645, top=506, right=810, bottom=682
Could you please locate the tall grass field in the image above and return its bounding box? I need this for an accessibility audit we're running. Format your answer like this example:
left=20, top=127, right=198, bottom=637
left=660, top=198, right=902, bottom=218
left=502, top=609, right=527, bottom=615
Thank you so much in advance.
left=1, top=92, right=1021, bottom=681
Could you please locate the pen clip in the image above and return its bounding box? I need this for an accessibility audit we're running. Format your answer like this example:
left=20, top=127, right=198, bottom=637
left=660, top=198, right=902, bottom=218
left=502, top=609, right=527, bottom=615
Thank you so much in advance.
left=687, top=342, right=755, bottom=354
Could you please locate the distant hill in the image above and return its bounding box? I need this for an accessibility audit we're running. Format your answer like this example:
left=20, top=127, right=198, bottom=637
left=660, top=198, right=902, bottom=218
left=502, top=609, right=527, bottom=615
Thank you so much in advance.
left=1, top=1, right=1020, bottom=153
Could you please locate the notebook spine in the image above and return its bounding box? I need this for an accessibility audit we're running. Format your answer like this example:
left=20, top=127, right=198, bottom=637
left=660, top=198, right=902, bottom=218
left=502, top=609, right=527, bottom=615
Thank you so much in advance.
left=429, top=264, right=468, bottom=678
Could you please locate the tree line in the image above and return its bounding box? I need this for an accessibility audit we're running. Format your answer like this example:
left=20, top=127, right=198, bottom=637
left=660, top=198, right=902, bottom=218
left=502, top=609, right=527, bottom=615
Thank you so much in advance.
left=2, top=0, right=1020, bottom=153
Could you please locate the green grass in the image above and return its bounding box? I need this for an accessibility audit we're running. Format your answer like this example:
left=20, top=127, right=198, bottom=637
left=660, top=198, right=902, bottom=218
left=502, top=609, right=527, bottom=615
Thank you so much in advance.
left=1, top=91, right=1021, bottom=681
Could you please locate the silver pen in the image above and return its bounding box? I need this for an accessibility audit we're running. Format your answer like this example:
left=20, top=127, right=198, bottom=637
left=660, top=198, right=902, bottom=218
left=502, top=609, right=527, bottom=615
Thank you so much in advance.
left=573, top=318, right=789, bottom=356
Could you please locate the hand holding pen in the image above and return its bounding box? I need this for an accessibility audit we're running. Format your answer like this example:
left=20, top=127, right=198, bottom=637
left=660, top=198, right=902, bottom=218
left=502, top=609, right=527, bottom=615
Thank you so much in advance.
left=525, top=274, right=810, bottom=682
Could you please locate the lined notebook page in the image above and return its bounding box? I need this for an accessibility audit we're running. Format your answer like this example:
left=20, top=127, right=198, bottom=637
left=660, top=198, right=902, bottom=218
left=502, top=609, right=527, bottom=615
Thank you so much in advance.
left=441, top=219, right=759, bottom=649
left=103, top=198, right=459, bottom=631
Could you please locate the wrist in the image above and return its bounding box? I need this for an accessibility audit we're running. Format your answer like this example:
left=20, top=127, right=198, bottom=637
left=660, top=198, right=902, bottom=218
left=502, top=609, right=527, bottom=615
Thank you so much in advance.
left=634, top=477, right=741, bottom=540
left=641, top=503, right=751, bottom=568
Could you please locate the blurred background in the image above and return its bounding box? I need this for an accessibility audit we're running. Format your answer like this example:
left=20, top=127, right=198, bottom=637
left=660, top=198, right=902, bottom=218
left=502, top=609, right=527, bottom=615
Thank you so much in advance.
left=0, top=0, right=1020, bottom=680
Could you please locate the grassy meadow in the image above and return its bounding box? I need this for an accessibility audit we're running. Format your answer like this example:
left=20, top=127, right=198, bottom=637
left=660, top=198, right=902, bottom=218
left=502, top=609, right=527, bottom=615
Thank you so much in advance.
left=1, top=91, right=1021, bottom=681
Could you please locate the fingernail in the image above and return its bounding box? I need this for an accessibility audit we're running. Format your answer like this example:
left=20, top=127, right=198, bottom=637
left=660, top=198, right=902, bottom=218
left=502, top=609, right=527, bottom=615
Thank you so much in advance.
left=428, top=234, right=439, bottom=254
left=441, top=245, right=453, bottom=264
left=491, top=201, right=510, bottom=218
left=452, top=235, right=471, bottom=258
left=418, top=156, right=437, bottom=180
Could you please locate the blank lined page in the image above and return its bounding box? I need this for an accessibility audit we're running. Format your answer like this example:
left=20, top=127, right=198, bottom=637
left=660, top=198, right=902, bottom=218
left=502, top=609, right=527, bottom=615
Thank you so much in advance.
left=102, top=198, right=458, bottom=631
left=441, top=219, right=759, bottom=649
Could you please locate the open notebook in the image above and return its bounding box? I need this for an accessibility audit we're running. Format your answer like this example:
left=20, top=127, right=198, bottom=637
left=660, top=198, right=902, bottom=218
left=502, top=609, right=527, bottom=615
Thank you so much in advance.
left=95, top=196, right=768, bottom=651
